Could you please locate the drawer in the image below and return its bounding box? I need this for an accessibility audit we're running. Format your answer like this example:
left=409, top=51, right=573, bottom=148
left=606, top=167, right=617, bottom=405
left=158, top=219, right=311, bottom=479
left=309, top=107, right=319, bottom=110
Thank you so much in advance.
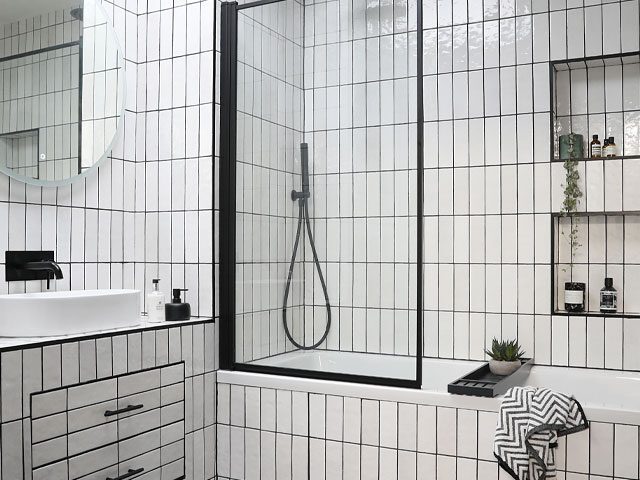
left=31, top=362, right=186, bottom=480
left=31, top=389, right=67, bottom=419
left=119, top=429, right=161, bottom=463
left=68, top=378, right=117, bottom=410
left=118, top=448, right=161, bottom=479
left=32, top=411, right=66, bottom=443
left=68, top=443, right=118, bottom=479
left=75, top=464, right=118, bottom=480
left=32, top=459, right=67, bottom=480
left=75, top=464, right=119, bottom=480
left=68, top=422, right=118, bottom=457
left=119, top=369, right=161, bottom=397
left=32, top=436, right=67, bottom=469
left=68, top=399, right=119, bottom=433
left=117, top=389, right=161, bottom=417
left=161, top=459, right=184, bottom=480
left=160, top=439, right=184, bottom=467
left=119, top=408, right=161, bottom=439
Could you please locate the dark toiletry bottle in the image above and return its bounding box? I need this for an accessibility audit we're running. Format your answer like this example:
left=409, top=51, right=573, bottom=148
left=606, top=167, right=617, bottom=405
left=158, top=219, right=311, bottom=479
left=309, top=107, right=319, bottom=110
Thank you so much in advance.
left=606, top=137, right=617, bottom=157
left=165, top=289, right=191, bottom=321
left=600, top=278, right=617, bottom=313
left=590, top=135, right=601, bottom=158
left=564, top=282, right=585, bottom=312
left=602, top=137, right=609, bottom=156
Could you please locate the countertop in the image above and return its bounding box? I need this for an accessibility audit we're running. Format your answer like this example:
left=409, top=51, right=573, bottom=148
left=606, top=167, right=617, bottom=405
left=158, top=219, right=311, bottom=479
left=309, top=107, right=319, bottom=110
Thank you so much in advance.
left=0, top=316, right=214, bottom=351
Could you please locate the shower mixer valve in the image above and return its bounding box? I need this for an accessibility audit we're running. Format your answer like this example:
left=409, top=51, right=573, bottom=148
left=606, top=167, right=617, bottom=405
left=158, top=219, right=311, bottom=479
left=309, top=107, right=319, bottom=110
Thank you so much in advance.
left=291, top=189, right=310, bottom=200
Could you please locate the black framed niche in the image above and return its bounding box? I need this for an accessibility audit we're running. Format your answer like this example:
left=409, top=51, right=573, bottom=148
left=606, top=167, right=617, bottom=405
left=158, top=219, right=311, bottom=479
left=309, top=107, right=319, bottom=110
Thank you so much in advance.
left=550, top=52, right=640, bottom=319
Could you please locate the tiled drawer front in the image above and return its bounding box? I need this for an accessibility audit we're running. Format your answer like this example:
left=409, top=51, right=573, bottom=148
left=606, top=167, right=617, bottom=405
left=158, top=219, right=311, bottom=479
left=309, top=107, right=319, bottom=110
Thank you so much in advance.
left=31, top=362, right=186, bottom=480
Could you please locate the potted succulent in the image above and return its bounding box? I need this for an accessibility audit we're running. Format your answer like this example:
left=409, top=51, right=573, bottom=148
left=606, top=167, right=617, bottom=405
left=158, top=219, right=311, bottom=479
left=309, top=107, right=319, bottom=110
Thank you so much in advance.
left=561, top=149, right=585, bottom=312
left=485, top=338, right=525, bottom=376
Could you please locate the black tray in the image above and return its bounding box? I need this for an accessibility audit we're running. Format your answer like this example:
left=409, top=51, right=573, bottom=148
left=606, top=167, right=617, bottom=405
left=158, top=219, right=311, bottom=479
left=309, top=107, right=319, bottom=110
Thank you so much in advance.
left=448, top=358, right=533, bottom=397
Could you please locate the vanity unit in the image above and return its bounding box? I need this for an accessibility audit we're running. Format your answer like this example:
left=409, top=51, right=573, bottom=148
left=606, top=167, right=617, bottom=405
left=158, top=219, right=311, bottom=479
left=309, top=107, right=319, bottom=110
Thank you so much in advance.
left=0, top=319, right=216, bottom=480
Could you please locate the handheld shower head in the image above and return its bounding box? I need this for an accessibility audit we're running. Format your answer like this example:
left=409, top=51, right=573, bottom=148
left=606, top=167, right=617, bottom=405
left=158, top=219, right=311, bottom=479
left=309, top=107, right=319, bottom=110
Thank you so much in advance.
left=291, top=143, right=311, bottom=201
left=300, top=143, right=309, bottom=194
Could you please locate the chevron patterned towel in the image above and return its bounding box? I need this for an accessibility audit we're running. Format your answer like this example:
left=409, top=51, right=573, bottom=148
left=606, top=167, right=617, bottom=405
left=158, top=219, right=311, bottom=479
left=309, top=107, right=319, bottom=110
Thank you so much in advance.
left=494, top=386, right=589, bottom=480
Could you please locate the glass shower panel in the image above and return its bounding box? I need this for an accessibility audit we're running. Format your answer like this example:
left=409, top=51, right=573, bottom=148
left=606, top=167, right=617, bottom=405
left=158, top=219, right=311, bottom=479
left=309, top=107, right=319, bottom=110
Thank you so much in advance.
left=235, top=0, right=305, bottom=364
left=232, top=0, right=419, bottom=384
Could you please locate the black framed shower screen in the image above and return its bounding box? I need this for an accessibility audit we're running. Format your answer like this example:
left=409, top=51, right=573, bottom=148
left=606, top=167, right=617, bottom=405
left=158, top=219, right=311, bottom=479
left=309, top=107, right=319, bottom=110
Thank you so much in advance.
left=219, top=0, right=425, bottom=388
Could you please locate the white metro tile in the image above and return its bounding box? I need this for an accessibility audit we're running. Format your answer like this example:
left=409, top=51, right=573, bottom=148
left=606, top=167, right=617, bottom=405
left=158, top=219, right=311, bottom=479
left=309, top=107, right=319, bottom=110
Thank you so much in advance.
left=379, top=401, right=398, bottom=448
left=436, top=407, right=457, bottom=456
left=362, top=400, right=380, bottom=446
left=614, top=424, right=639, bottom=479
left=590, top=422, right=614, bottom=476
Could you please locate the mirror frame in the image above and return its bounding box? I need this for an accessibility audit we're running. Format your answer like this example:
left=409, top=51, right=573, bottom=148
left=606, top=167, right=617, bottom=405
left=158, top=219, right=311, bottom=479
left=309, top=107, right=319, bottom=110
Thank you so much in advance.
left=0, top=0, right=126, bottom=188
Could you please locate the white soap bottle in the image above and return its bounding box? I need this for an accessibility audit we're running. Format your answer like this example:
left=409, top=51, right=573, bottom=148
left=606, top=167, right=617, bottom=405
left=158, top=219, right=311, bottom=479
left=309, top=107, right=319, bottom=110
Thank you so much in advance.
left=147, top=278, right=166, bottom=322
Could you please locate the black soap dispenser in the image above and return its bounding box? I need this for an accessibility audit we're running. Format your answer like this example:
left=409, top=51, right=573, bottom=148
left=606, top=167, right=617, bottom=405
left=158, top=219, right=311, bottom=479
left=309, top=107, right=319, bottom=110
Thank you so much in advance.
left=165, top=289, right=191, bottom=321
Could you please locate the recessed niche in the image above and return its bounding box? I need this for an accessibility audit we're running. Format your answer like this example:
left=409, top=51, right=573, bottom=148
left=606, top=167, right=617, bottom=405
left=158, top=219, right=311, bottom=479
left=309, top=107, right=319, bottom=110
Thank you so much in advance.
left=551, top=52, right=640, bottom=160
left=552, top=211, right=640, bottom=317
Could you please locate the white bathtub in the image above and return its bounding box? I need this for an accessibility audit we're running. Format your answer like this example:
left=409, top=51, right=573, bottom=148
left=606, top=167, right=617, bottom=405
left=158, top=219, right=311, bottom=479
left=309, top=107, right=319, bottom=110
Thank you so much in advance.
left=219, top=350, right=640, bottom=424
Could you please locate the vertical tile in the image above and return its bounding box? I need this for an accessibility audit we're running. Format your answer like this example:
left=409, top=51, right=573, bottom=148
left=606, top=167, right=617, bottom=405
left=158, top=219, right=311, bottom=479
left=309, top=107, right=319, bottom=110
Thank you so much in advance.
left=261, top=388, right=277, bottom=432
left=590, top=422, right=614, bottom=476
left=362, top=400, right=380, bottom=446
left=61, top=342, right=79, bottom=387
left=417, top=405, right=437, bottom=453
left=2, top=421, right=23, bottom=478
left=379, top=401, right=397, bottom=448
left=614, top=424, right=639, bottom=479
left=42, top=345, right=62, bottom=390
left=22, top=348, right=42, bottom=416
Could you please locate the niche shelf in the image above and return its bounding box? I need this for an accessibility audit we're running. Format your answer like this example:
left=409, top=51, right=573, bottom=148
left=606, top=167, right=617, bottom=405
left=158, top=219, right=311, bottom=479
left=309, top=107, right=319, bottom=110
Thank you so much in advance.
left=551, top=211, right=640, bottom=318
left=550, top=51, right=640, bottom=162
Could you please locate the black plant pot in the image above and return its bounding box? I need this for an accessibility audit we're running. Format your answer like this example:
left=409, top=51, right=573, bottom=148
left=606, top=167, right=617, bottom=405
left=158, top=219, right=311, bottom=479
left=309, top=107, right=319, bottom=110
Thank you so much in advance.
left=564, top=282, right=585, bottom=312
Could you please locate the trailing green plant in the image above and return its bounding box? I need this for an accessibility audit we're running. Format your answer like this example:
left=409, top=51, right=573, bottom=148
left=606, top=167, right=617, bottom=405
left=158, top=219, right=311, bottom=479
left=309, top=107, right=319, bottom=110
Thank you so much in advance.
left=561, top=147, right=583, bottom=272
left=485, top=338, right=525, bottom=362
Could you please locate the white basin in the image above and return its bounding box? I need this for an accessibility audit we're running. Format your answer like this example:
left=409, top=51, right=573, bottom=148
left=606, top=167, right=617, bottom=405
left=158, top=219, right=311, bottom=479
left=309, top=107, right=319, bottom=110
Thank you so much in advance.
left=0, top=290, right=141, bottom=337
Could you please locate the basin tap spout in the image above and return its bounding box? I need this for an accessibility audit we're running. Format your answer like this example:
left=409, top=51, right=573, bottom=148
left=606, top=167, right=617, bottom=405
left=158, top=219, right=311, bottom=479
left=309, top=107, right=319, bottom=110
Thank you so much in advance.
left=22, top=261, right=63, bottom=289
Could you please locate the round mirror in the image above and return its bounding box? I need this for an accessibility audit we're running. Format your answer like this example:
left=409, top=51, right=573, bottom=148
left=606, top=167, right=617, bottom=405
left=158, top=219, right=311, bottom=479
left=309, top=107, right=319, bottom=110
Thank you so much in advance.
left=0, top=0, right=125, bottom=186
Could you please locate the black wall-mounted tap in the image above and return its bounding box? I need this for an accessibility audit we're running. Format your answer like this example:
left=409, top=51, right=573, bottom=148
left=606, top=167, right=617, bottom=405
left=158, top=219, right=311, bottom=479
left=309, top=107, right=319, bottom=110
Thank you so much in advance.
left=5, top=251, right=64, bottom=289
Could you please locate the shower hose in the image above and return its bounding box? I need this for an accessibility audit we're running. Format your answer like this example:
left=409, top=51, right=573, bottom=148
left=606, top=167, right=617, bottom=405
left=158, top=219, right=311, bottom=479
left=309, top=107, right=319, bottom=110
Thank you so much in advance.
left=282, top=145, right=332, bottom=350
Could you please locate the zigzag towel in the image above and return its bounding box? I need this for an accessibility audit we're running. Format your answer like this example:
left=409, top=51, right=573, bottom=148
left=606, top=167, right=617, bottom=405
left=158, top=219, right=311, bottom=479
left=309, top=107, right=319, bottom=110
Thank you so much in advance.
left=494, top=386, right=589, bottom=480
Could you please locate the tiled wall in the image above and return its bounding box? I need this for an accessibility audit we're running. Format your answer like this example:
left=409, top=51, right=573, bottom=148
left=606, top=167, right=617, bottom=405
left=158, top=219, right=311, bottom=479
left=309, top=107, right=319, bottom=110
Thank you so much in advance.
left=0, top=321, right=216, bottom=479
left=216, top=378, right=640, bottom=480
left=303, top=0, right=419, bottom=355
left=135, top=0, right=215, bottom=318
left=0, top=0, right=216, bottom=320
left=234, top=0, right=306, bottom=362
left=421, top=0, right=640, bottom=370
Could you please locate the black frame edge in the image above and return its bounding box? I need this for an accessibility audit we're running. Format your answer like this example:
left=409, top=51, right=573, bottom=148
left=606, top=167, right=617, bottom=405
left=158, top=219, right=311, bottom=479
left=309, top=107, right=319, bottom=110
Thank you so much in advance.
left=219, top=1, right=239, bottom=371
left=218, top=0, right=425, bottom=389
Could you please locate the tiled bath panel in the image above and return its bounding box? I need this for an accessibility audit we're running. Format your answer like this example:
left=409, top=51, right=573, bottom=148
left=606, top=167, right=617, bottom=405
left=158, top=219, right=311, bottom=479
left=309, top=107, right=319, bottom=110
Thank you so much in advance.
left=0, top=321, right=216, bottom=480
left=216, top=379, right=640, bottom=480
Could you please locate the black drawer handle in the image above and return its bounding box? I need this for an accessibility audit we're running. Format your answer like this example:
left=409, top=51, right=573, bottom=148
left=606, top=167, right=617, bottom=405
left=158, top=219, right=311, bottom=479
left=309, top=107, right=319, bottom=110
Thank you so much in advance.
left=106, top=468, right=144, bottom=480
left=104, top=404, right=144, bottom=417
